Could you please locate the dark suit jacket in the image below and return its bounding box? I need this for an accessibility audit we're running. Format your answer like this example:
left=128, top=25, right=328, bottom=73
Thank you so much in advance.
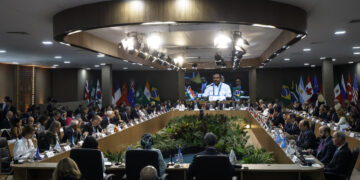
left=120, top=112, right=131, bottom=123
left=284, top=122, right=300, bottom=135
left=325, top=143, right=353, bottom=176
left=100, top=116, right=110, bottom=129
left=45, top=117, right=55, bottom=130
left=130, top=109, right=140, bottom=120
left=189, top=103, right=201, bottom=110
left=296, top=129, right=317, bottom=150
left=271, top=113, right=284, bottom=127
left=82, top=123, right=102, bottom=136
left=61, top=126, right=81, bottom=144
left=188, top=147, right=235, bottom=180
left=0, top=117, right=11, bottom=129
left=314, top=136, right=336, bottom=165
left=350, top=118, right=360, bottom=132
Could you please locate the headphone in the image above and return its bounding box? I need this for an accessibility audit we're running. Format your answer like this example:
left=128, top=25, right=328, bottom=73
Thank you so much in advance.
left=141, top=133, right=154, bottom=149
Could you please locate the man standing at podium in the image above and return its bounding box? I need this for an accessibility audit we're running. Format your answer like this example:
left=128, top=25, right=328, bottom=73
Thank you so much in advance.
left=202, top=73, right=232, bottom=101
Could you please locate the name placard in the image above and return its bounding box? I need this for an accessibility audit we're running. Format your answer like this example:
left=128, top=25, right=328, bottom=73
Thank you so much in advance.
left=63, top=145, right=71, bottom=151
left=46, top=151, right=55, bottom=158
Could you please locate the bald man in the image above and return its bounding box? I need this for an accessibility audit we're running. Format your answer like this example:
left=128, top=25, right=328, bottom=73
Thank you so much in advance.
left=140, top=166, right=159, bottom=180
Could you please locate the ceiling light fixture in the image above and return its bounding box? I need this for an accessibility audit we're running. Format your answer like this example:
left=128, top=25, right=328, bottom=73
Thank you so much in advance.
left=147, top=34, right=162, bottom=50
left=54, top=56, right=62, bottom=59
left=320, top=57, right=326, bottom=60
left=303, top=48, right=311, bottom=52
left=214, top=34, right=232, bottom=49
left=354, top=52, right=360, bottom=55
left=120, top=37, right=135, bottom=51
left=64, top=61, right=70, bottom=64
left=353, top=46, right=360, bottom=49
left=310, top=65, right=316, bottom=68
left=97, top=53, right=105, bottom=58
left=42, top=41, right=53, bottom=45
left=174, top=56, right=184, bottom=66
left=59, top=42, right=71, bottom=46
left=94, top=65, right=100, bottom=68
left=141, top=21, right=176, bottom=25
left=304, top=63, right=310, bottom=66
left=12, top=62, right=18, bottom=65
left=86, top=68, right=91, bottom=70
left=252, top=24, right=276, bottom=29
left=332, top=58, right=336, bottom=62
left=284, top=58, right=290, bottom=61
left=123, top=67, right=128, bottom=70
left=349, top=61, right=354, bottom=64
left=53, top=64, right=59, bottom=67
left=334, top=30, right=346, bottom=35
left=68, top=30, right=82, bottom=36
left=100, top=63, right=106, bottom=66
left=0, top=50, right=6, bottom=53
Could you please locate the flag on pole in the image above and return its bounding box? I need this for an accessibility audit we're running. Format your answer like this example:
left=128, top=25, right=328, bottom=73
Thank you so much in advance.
left=341, top=74, right=347, bottom=100
left=304, top=76, right=314, bottom=103
left=297, top=76, right=305, bottom=104
left=112, top=82, right=121, bottom=107
left=352, top=73, right=358, bottom=103
left=144, top=81, right=151, bottom=101
left=281, top=84, right=291, bottom=105
left=290, top=81, right=299, bottom=103
left=313, top=75, right=320, bottom=95
left=186, top=87, right=196, bottom=100
left=84, top=80, right=90, bottom=103
left=136, top=84, right=148, bottom=105
left=346, top=74, right=353, bottom=102
left=128, top=81, right=136, bottom=107
left=334, top=78, right=344, bottom=104
left=150, top=87, right=160, bottom=102
left=119, top=82, right=130, bottom=106
left=96, top=80, right=102, bottom=108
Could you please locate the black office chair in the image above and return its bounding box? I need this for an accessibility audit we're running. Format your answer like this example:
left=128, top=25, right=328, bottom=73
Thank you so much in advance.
left=311, top=121, right=316, bottom=133
left=346, top=147, right=359, bottom=180
left=70, top=149, right=115, bottom=180
left=123, top=149, right=167, bottom=180
left=0, top=137, right=11, bottom=173
left=188, top=155, right=236, bottom=180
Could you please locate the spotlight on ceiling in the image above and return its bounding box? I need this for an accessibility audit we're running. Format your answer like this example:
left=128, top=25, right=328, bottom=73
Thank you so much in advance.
left=214, top=34, right=231, bottom=49
left=120, top=36, right=136, bottom=51
left=252, top=24, right=276, bottom=29
left=334, top=30, right=346, bottom=35
left=192, top=63, right=198, bottom=70
left=147, top=34, right=162, bottom=50
left=97, top=53, right=105, bottom=58
left=174, top=56, right=184, bottom=66
left=42, top=41, right=53, bottom=45
left=0, top=50, right=7, bottom=53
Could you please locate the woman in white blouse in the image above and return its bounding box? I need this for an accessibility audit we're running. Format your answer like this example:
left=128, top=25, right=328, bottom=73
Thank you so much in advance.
left=334, top=109, right=350, bottom=127
left=13, top=125, right=37, bottom=161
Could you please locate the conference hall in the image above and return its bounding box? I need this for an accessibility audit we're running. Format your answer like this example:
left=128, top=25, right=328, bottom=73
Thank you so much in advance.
left=0, top=0, right=359, bottom=180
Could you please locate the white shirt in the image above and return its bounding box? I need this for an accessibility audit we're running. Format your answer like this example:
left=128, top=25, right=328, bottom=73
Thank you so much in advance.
left=176, top=104, right=186, bottom=110
left=13, top=137, right=36, bottom=161
left=335, top=116, right=349, bottom=127
left=202, top=83, right=232, bottom=99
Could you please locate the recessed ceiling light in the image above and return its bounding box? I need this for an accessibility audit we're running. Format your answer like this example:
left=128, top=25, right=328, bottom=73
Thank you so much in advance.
left=334, top=30, right=346, bottom=35
left=97, top=53, right=105, bottom=58
left=252, top=24, right=276, bottom=29
left=12, top=62, right=18, bottom=65
left=123, top=60, right=128, bottom=62
left=53, top=64, right=59, bottom=67
left=54, top=56, right=62, bottom=59
left=259, top=66, right=264, bottom=68
left=0, top=50, right=6, bottom=53
left=123, top=67, right=128, bottom=70
left=94, top=65, right=100, bottom=68
left=150, top=66, right=154, bottom=69
left=59, top=42, right=71, bottom=46
left=86, top=68, right=91, bottom=70
left=167, top=68, right=172, bottom=71
left=51, top=66, right=57, bottom=69
left=332, top=58, right=336, bottom=62
left=304, top=63, right=310, bottom=66
left=284, top=58, right=290, bottom=61
left=354, top=52, right=360, bottom=55
left=320, top=57, right=326, bottom=60
left=100, top=63, right=106, bottom=66
left=301, top=34, right=307, bottom=40
left=141, top=21, right=176, bottom=25
left=64, top=61, right=70, bottom=64
left=138, top=63, right=143, bottom=66
left=303, top=48, right=311, bottom=52
left=42, top=41, right=53, bottom=45
left=353, top=46, right=360, bottom=49
left=349, top=61, right=354, bottom=64
left=132, top=62, right=137, bottom=65
left=310, top=65, right=316, bottom=68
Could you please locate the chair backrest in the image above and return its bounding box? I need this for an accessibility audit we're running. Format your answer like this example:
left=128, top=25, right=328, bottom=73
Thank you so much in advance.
left=347, top=147, right=359, bottom=179
left=125, top=149, right=159, bottom=180
left=191, top=155, right=234, bottom=180
left=311, top=121, right=316, bottom=133
left=0, top=137, right=10, bottom=172
left=70, top=149, right=104, bottom=180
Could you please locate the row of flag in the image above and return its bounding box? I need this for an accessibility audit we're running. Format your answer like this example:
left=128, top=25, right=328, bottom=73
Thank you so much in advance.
left=281, top=73, right=358, bottom=105
left=84, top=80, right=161, bottom=108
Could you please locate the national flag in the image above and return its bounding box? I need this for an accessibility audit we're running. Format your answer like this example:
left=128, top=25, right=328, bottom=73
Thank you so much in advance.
left=150, top=87, right=160, bottom=102
left=352, top=74, right=358, bottom=103
left=35, top=147, right=41, bottom=160
left=281, top=84, right=291, bottom=105
left=305, top=76, right=314, bottom=102
left=128, top=81, right=136, bottom=107
left=297, top=76, right=305, bottom=104
left=96, top=80, right=102, bottom=108
left=313, top=75, right=320, bottom=95
left=346, top=74, right=353, bottom=102
left=186, top=87, right=196, bottom=100
left=112, top=82, right=121, bottom=106
left=290, top=81, right=299, bottom=103
left=341, top=74, right=347, bottom=100
left=136, top=84, right=148, bottom=105
left=144, top=81, right=151, bottom=101
left=334, top=78, right=344, bottom=104
left=119, top=82, right=130, bottom=106
left=233, top=87, right=242, bottom=100
left=84, top=80, right=90, bottom=103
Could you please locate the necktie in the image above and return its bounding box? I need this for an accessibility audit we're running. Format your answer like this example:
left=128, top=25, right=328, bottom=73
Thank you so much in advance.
left=317, top=139, right=325, bottom=156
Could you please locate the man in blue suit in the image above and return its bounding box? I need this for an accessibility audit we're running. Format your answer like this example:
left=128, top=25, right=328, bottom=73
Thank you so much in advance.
left=296, top=120, right=317, bottom=150
left=324, top=131, right=353, bottom=180
left=306, top=125, right=336, bottom=165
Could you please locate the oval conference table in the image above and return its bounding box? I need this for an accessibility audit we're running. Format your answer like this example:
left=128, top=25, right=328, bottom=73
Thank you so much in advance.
left=11, top=110, right=327, bottom=180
